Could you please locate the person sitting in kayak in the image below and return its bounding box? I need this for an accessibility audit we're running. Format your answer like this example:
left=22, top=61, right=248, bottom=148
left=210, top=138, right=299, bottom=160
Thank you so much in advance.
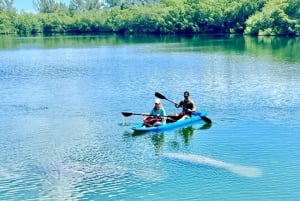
left=143, top=98, right=167, bottom=127
left=174, top=91, right=196, bottom=121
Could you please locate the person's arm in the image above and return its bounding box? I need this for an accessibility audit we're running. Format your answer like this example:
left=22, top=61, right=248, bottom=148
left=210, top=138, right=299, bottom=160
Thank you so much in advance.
left=189, top=100, right=196, bottom=112
left=175, top=101, right=182, bottom=108
left=193, top=100, right=196, bottom=111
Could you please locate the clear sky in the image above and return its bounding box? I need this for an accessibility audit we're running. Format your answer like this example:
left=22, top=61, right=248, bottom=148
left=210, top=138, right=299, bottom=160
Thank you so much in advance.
left=14, top=0, right=70, bottom=12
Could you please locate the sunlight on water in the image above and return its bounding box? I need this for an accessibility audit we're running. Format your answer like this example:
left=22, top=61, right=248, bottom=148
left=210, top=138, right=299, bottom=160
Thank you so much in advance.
left=0, top=167, right=20, bottom=180
left=163, top=153, right=262, bottom=178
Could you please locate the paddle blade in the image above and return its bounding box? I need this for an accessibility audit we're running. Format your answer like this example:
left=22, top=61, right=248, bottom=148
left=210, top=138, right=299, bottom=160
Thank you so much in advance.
left=199, top=123, right=212, bottom=130
left=201, top=116, right=212, bottom=124
left=155, top=92, right=166, bottom=100
left=121, top=112, right=133, bottom=117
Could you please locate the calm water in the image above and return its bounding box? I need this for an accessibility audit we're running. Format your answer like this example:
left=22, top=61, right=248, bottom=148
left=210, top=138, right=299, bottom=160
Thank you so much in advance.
left=0, top=35, right=299, bottom=200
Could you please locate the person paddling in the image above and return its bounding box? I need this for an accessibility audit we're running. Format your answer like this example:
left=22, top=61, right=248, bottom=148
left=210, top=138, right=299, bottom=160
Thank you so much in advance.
left=143, top=98, right=166, bottom=127
left=174, top=91, right=196, bottom=121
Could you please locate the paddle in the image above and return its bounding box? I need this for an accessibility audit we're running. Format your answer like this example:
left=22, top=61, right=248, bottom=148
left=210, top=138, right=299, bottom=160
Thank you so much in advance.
left=121, top=112, right=173, bottom=118
left=122, top=112, right=149, bottom=117
left=154, top=92, right=212, bottom=124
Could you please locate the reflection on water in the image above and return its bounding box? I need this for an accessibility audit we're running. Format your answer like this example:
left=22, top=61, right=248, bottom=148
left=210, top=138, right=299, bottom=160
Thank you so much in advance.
left=151, top=133, right=165, bottom=154
left=176, top=126, right=195, bottom=145
left=0, top=34, right=299, bottom=200
left=163, top=153, right=262, bottom=178
left=198, top=123, right=212, bottom=130
left=127, top=121, right=212, bottom=154
left=1, top=35, right=299, bottom=62
left=173, top=123, right=212, bottom=146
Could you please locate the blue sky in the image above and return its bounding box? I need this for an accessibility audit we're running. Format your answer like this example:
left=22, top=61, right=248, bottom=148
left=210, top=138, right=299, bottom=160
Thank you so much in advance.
left=14, top=0, right=70, bottom=12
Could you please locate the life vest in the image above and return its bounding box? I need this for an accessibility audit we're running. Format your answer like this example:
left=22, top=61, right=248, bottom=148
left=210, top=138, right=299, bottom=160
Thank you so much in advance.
left=143, top=116, right=162, bottom=127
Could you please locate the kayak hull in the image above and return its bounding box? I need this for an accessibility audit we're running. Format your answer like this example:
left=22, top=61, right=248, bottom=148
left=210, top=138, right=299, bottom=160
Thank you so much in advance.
left=132, top=112, right=207, bottom=132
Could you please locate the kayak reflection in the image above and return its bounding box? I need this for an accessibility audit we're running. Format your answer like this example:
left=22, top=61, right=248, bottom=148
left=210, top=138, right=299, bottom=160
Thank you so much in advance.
left=128, top=123, right=212, bottom=153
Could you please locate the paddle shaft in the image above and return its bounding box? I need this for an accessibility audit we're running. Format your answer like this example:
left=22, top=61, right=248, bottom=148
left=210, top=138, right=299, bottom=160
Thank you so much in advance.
left=155, top=92, right=194, bottom=112
left=122, top=112, right=174, bottom=118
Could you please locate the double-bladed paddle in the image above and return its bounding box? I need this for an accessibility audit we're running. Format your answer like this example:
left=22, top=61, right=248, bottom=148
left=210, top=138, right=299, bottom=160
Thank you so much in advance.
left=121, top=112, right=173, bottom=118
left=122, top=112, right=149, bottom=117
left=154, top=92, right=212, bottom=124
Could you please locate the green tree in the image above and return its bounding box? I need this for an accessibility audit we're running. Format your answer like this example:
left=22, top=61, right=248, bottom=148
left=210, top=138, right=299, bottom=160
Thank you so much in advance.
left=0, top=12, right=15, bottom=34
left=69, top=0, right=102, bottom=13
left=285, top=0, right=300, bottom=19
left=14, top=12, right=42, bottom=35
left=245, top=0, right=299, bottom=35
left=33, top=0, right=66, bottom=13
left=38, top=12, right=71, bottom=33
left=0, top=0, right=16, bottom=12
left=86, top=0, right=101, bottom=10
left=69, top=0, right=85, bottom=12
left=0, top=0, right=298, bottom=36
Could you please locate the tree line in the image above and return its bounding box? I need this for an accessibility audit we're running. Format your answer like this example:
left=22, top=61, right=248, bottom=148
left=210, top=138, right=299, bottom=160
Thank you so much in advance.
left=0, top=0, right=299, bottom=36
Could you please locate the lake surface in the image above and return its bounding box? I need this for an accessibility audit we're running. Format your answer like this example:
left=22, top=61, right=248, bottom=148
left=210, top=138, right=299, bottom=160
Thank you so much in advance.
left=0, top=34, right=299, bottom=200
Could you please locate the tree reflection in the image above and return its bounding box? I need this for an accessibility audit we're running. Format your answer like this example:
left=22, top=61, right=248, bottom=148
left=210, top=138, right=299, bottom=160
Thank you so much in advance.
left=170, top=123, right=212, bottom=148
left=178, top=126, right=195, bottom=146
left=150, top=132, right=165, bottom=154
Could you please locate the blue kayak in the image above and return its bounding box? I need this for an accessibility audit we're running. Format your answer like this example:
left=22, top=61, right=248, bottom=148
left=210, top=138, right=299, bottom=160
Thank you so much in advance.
left=132, top=112, right=208, bottom=132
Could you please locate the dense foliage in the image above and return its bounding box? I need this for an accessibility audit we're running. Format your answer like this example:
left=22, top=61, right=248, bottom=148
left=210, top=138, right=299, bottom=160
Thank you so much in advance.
left=0, top=0, right=299, bottom=36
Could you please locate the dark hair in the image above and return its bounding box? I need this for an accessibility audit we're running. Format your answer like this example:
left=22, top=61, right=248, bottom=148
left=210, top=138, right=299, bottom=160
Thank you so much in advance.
left=184, top=91, right=189, bottom=96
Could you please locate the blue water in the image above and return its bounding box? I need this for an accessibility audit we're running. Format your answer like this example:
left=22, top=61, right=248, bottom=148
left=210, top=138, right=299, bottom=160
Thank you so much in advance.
left=0, top=35, right=299, bottom=200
